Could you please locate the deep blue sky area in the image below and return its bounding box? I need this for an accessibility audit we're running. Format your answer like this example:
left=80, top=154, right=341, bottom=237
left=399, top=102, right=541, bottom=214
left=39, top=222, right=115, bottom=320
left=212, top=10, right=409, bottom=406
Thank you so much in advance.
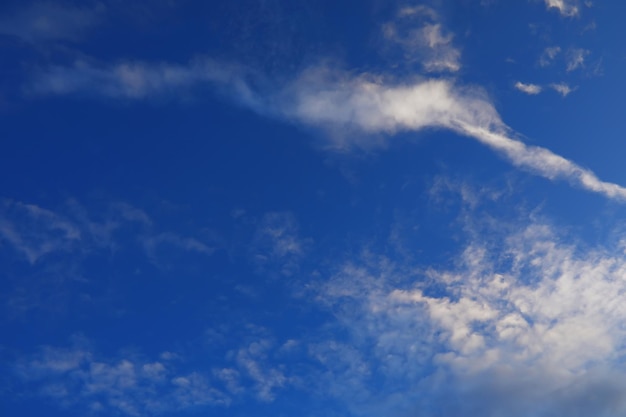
left=3, top=1, right=626, bottom=417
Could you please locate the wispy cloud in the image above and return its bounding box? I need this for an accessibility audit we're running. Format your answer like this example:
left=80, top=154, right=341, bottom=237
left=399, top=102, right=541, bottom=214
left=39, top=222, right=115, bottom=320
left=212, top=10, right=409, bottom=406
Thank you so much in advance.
left=539, top=46, right=562, bottom=67
left=27, top=59, right=258, bottom=104
left=0, top=2, right=105, bottom=43
left=251, top=212, right=310, bottom=276
left=550, top=82, right=576, bottom=96
left=382, top=6, right=461, bottom=73
left=514, top=81, right=576, bottom=97
left=566, top=47, right=590, bottom=72
left=27, top=59, right=626, bottom=201
left=0, top=199, right=213, bottom=265
left=514, top=81, right=542, bottom=95
left=544, top=0, right=580, bottom=17
left=15, top=344, right=231, bottom=415
left=0, top=200, right=81, bottom=263
left=313, top=195, right=626, bottom=416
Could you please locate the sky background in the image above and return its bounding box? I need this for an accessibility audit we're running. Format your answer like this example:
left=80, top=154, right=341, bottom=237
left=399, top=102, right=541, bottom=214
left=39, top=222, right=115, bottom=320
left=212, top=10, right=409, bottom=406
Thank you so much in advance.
left=3, top=1, right=626, bottom=416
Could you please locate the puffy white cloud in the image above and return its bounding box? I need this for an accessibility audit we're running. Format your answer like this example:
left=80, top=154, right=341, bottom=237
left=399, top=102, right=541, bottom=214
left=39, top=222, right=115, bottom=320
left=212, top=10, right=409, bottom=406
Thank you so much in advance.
left=514, top=81, right=542, bottom=95
left=545, top=0, right=580, bottom=17
left=315, top=202, right=626, bottom=416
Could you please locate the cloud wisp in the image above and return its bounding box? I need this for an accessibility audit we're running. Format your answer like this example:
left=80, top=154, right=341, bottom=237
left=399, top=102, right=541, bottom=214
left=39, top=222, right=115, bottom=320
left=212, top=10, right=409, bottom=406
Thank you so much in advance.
left=514, top=81, right=542, bottom=95
left=382, top=5, right=461, bottom=73
left=0, top=2, right=105, bottom=43
left=550, top=82, right=576, bottom=96
left=27, top=58, right=626, bottom=201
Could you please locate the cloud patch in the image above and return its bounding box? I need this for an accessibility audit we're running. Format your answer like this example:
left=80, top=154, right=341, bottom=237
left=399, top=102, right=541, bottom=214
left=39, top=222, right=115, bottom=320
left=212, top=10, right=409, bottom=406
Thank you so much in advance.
left=544, top=0, right=580, bottom=17
left=27, top=59, right=626, bottom=201
left=382, top=6, right=461, bottom=73
left=566, top=48, right=590, bottom=72
left=550, top=82, right=576, bottom=96
left=315, top=201, right=626, bottom=416
left=514, top=81, right=542, bottom=95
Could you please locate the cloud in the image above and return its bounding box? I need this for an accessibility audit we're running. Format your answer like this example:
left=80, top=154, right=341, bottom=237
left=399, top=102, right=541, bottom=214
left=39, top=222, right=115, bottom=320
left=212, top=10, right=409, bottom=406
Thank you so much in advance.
left=143, top=232, right=215, bottom=261
left=0, top=200, right=81, bottom=263
left=382, top=6, right=461, bottom=73
left=314, top=199, right=626, bottom=416
left=27, top=58, right=626, bottom=201
left=251, top=212, right=310, bottom=276
left=544, top=0, right=580, bottom=17
left=0, top=2, right=105, bottom=43
left=236, top=339, right=289, bottom=401
left=27, top=59, right=258, bottom=104
left=0, top=199, right=214, bottom=265
left=539, top=46, right=561, bottom=67
left=550, top=82, right=576, bottom=96
left=515, top=81, right=576, bottom=97
left=14, top=344, right=231, bottom=415
left=566, top=48, right=590, bottom=72
left=278, top=67, right=626, bottom=200
left=514, top=81, right=542, bottom=95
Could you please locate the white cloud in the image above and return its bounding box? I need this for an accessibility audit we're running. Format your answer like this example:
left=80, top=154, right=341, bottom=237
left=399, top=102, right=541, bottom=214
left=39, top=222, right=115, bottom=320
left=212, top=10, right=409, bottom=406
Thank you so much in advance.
left=28, top=59, right=626, bottom=201
left=545, top=0, right=580, bottom=17
left=567, top=48, right=590, bottom=72
left=514, top=81, right=542, bottom=95
left=382, top=6, right=461, bottom=73
left=314, top=203, right=626, bottom=416
left=280, top=68, right=626, bottom=200
left=15, top=344, right=232, bottom=415
left=0, top=2, right=105, bottom=43
left=539, top=46, right=561, bottom=67
left=550, top=82, right=576, bottom=96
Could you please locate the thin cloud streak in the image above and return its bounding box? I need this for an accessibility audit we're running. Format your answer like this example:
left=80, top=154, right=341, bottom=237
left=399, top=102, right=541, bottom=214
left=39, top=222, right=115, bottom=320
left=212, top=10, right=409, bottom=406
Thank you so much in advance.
left=27, top=60, right=626, bottom=201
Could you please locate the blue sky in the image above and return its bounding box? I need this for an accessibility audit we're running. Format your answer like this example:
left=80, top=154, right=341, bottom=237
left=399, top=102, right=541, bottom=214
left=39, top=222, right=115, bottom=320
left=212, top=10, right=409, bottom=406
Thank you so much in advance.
left=3, top=1, right=626, bottom=416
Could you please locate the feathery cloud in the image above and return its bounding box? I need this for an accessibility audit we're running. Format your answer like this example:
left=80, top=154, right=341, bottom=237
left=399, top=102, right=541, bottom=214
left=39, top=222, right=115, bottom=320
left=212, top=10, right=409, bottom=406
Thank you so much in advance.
left=566, top=48, right=590, bottom=72
left=0, top=2, right=105, bottom=43
left=550, top=82, right=576, bottom=96
left=382, top=6, right=461, bottom=73
left=27, top=60, right=626, bottom=201
left=539, top=46, right=562, bottom=67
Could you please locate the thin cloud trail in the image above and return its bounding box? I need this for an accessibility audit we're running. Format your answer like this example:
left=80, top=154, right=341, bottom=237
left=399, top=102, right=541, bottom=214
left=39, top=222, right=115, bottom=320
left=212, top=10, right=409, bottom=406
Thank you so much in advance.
left=28, top=61, right=626, bottom=201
